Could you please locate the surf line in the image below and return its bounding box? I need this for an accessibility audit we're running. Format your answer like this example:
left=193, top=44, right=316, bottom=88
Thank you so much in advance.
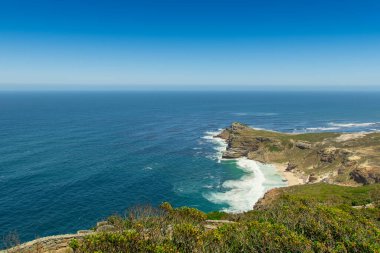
left=202, top=130, right=284, bottom=213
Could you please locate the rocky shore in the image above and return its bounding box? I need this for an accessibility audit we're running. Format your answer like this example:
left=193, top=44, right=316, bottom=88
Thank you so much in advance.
left=2, top=221, right=115, bottom=253
left=215, top=122, right=380, bottom=185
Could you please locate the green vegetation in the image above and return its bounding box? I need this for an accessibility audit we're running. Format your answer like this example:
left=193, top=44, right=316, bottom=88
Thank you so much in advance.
left=69, top=238, right=79, bottom=251
left=206, top=211, right=228, bottom=220
left=71, top=184, right=380, bottom=253
left=290, top=132, right=341, bottom=142
left=266, top=183, right=380, bottom=206
left=268, top=144, right=282, bottom=152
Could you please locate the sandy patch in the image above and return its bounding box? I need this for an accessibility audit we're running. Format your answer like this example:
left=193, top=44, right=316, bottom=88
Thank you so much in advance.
left=335, top=133, right=367, bottom=142
left=272, top=163, right=304, bottom=186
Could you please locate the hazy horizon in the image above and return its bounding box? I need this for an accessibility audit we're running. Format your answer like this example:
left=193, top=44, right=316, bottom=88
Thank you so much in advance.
left=1, top=84, right=380, bottom=92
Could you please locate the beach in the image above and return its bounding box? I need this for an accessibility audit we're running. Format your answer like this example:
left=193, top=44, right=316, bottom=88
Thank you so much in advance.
left=272, top=163, right=304, bottom=186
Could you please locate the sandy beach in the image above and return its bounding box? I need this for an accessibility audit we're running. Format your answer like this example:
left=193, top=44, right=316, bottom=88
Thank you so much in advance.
left=272, top=163, right=304, bottom=186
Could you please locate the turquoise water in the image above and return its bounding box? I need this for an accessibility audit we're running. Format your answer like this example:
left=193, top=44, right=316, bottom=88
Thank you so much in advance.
left=1, top=91, right=380, bottom=243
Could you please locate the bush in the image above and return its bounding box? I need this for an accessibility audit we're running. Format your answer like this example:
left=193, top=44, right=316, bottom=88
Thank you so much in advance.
left=172, top=223, right=203, bottom=252
left=159, top=202, right=173, bottom=212
left=173, top=207, right=207, bottom=222
left=69, top=238, right=79, bottom=251
left=206, top=211, right=227, bottom=220
left=72, top=197, right=380, bottom=253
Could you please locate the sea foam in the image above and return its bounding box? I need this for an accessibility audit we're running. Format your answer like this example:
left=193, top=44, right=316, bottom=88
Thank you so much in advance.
left=328, top=122, right=378, bottom=128
left=202, top=129, right=286, bottom=212
left=305, top=127, right=340, bottom=131
left=231, top=112, right=278, bottom=117
left=205, top=158, right=267, bottom=213
left=301, top=122, right=380, bottom=133
left=202, top=130, right=228, bottom=163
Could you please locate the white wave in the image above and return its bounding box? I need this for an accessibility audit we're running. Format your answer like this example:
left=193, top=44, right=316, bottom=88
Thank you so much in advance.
left=328, top=122, right=377, bottom=128
left=302, top=123, right=379, bottom=132
left=232, top=112, right=248, bottom=116
left=231, top=112, right=278, bottom=117
left=204, top=158, right=266, bottom=213
left=251, top=126, right=265, bottom=130
left=202, top=129, right=228, bottom=163
left=250, top=127, right=283, bottom=134
left=306, top=127, right=340, bottom=131
left=255, top=112, right=278, bottom=116
left=201, top=130, right=223, bottom=139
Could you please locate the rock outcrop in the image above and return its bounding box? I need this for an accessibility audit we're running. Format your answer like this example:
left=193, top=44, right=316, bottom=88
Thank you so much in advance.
left=295, top=141, right=312, bottom=150
left=350, top=167, right=380, bottom=185
left=4, top=221, right=116, bottom=253
left=286, top=162, right=297, bottom=171
left=318, top=147, right=338, bottom=163
left=4, top=233, right=93, bottom=253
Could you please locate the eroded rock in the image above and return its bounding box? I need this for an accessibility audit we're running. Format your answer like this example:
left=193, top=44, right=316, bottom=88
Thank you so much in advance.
left=308, top=174, right=318, bottom=183
left=96, top=225, right=116, bottom=232
left=222, top=148, right=248, bottom=158
left=286, top=162, right=297, bottom=171
left=295, top=141, right=312, bottom=150
left=350, top=167, right=380, bottom=185
left=318, top=147, right=338, bottom=163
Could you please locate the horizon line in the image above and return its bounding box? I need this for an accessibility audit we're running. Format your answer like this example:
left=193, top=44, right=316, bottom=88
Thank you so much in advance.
left=1, top=85, right=380, bottom=92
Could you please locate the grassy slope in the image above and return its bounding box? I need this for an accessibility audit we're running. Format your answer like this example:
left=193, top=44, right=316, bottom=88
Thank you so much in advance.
left=273, top=183, right=380, bottom=205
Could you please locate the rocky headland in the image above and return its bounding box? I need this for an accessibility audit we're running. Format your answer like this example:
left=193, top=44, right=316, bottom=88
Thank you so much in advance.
left=216, top=122, right=380, bottom=185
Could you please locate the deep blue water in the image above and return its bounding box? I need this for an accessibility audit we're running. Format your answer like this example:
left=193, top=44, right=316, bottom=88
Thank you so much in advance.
left=1, top=91, right=380, bottom=243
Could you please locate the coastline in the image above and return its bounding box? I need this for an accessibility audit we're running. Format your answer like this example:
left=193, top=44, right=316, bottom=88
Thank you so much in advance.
left=206, top=132, right=298, bottom=212
left=210, top=131, right=304, bottom=188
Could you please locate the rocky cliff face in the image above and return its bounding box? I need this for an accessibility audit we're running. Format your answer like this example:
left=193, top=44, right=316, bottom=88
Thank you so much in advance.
left=216, top=122, right=380, bottom=185
left=4, top=221, right=116, bottom=253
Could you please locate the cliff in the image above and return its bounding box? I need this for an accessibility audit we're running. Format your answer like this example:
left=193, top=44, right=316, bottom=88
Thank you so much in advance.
left=216, top=122, right=380, bottom=185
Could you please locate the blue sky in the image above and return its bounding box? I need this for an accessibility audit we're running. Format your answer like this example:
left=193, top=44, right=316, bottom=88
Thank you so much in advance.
left=0, top=0, right=380, bottom=90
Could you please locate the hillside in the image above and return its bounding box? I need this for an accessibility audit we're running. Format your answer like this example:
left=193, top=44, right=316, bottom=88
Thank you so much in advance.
left=217, top=122, right=380, bottom=185
left=7, top=184, right=379, bottom=252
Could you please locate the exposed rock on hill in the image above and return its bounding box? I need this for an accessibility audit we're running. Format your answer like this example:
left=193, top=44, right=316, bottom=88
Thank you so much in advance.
left=350, top=167, right=380, bottom=185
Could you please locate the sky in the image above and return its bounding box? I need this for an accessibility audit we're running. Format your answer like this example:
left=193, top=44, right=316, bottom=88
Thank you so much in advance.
left=0, top=0, right=380, bottom=90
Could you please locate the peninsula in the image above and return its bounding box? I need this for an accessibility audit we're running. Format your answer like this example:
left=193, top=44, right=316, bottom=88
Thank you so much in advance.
left=216, top=122, right=380, bottom=186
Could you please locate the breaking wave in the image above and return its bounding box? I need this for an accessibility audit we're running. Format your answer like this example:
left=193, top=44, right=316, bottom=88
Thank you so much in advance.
left=204, top=158, right=266, bottom=213
left=305, top=127, right=341, bottom=131
left=202, top=130, right=227, bottom=163
left=328, top=122, right=378, bottom=128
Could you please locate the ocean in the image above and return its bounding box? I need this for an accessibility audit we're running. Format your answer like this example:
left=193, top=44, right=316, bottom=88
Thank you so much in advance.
left=1, top=91, right=380, bottom=243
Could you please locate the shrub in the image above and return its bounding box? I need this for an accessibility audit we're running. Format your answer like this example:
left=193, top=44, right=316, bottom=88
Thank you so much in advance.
left=72, top=197, right=380, bottom=253
left=172, top=207, right=207, bottom=222
left=160, top=202, right=173, bottom=212
left=69, top=238, right=79, bottom=251
left=206, top=211, right=227, bottom=220
left=172, top=223, right=203, bottom=252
